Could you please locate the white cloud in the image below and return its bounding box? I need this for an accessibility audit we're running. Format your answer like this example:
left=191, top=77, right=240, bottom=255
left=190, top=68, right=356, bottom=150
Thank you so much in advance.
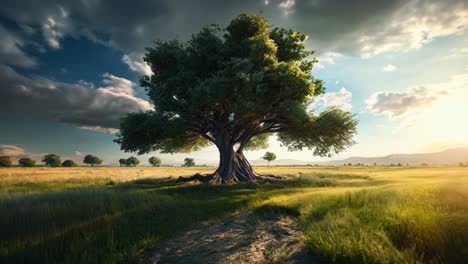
left=312, top=87, right=353, bottom=111
left=42, top=17, right=64, bottom=49
left=382, top=64, right=397, bottom=72
left=279, top=0, right=295, bottom=9
left=0, top=145, right=26, bottom=156
left=315, top=52, right=343, bottom=69
left=41, top=6, right=72, bottom=50
left=79, top=126, right=120, bottom=134
left=122, top=52, right=153, bottom=75
left=0, top=65, right=152, bottom=133
left=367, top=86, right=447, bottom=117
left=358, top=1, right=468, bottom=58
left=387, top=69, right=468, bottom=145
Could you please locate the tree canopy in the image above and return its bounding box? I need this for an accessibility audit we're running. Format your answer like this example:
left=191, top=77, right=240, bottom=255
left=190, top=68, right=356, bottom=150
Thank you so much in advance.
left=149, top=156, right=162, bottom=167
left=42, top=154, right=61, bottom=167
left=18, top=158, right=36, bottom=167
left=183, top=158, right=195, bottom=167
left=83, top=154, right=103, bottom=167
left=62, top=160, right=78, bottom=167
left=126, top=156, right=140, bottom=167
left=119, top=158, right=127, bottom=166
left=0, top=156, right=12, bottom=167
left=116, top=13, right=357, bottom=183
left=262, top=152, right=277, bottom=165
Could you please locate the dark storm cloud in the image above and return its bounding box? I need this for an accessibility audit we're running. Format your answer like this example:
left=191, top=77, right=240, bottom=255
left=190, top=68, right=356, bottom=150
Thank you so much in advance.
left=0, top=0, right=466, bottom=133
left=0, top=25, right=36, bottom=67
left=0, top=64, right=151, bottom=133
left=1, top=0, right=467, bottom=58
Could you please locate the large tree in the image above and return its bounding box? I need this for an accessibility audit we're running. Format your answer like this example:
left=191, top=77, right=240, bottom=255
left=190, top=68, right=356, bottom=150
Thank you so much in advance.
left=116, top=14, right=357, bottom=183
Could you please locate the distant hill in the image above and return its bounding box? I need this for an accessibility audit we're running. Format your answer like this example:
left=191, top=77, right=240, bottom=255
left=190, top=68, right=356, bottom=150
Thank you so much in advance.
left=249, top=159, right=310, bottom=166
left=320, top=148, right=468, bottom=166
left=108, top=148, right=468, bottom=166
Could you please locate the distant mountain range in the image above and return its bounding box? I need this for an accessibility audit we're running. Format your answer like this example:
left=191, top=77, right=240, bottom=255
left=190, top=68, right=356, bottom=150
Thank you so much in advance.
left=115, top=148, right=468, bottom=166
left=251, top=148, right=468, bottom=166
left=321, top=148, right=468, bottom=166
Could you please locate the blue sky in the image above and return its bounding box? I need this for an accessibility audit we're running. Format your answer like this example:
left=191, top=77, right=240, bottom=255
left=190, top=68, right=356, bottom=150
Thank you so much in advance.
left=0, top=0, right=467, bottom=165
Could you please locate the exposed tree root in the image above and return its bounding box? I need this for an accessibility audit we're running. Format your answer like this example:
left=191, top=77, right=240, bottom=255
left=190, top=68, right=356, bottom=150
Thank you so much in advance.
left=177, top=172, right=284, bottom=184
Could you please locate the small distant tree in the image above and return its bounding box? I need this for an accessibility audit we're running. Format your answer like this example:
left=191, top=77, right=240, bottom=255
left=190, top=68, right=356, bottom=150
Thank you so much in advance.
left=119, top=158, right=127, bottom=167
left=459, top=162, right=464, bottom=167
left=62, top=160, right=78, bottom=167
left=18, top=158, right=36, bottom=167
left=83, top=154, right=103, bottom=167
left=183, top=158, right=195, bottom=167
left=421, top=163, right=428, bottom=166
left=397, top=163, right=402, bottom=167
left=262, top=152, right=277, bottom=166
left=149, top=156, right=162, bottom=167
left=42, top=154, right=61, bottom=167
left=0, top=156, right=12, bottom=167
left=126, top=156, right=140, bottom=167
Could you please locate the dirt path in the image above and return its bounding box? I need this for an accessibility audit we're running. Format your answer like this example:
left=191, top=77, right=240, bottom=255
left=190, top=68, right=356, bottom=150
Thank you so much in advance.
left=150, top=211, right=320, bottom=264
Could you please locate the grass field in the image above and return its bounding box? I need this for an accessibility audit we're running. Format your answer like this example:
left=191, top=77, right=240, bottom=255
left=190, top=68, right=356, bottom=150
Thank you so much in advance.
left=1, top=166, right=467, bottom=263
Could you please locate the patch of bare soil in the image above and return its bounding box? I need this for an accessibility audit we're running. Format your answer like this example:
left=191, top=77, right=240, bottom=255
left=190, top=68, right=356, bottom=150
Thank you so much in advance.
left=150, top=211, right=320, bottom=264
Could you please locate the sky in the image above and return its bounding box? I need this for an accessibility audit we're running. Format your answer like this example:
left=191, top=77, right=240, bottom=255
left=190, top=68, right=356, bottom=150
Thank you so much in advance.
left=0, top=0, right=467, bottom=165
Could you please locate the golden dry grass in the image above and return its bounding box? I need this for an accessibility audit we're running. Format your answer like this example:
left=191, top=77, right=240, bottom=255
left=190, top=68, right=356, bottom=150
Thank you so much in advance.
left=1, top=165, right=467, bottom=263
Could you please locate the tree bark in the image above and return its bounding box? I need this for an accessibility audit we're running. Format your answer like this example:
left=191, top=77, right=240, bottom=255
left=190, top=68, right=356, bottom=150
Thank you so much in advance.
left=213, top=145, right=257, bottom=183
left=177, top=133, right=283, bottom=184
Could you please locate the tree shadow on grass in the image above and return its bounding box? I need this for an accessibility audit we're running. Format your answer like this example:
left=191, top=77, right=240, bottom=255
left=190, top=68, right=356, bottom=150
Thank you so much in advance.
left=0, top=173, right=391, bottom=263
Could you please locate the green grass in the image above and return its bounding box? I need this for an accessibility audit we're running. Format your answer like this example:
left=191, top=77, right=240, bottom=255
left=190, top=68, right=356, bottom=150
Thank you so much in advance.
left=0, top=174, right=340, bottom=263
left=297, top=186, right=468, bottom=263
left=1, top=166, right=467, bottom=263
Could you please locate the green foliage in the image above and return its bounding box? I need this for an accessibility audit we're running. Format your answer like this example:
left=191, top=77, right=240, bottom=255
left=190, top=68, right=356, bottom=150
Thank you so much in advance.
left=42, top=154, right=61, bottom=167
left=62, top=160, right=78, bottom=167
left=18, top=158, right=35, bottom=167
left=149, top=156, right=162, bottom=167
left=116, top=13, right=357, bottom=161
left=277, top=107, right=357, bottom=157
left=0, top=156, right=12, bottom=167
left=126, top=156, right=140, bottom=167
left=83, top=154, right=103, bottom=167
left=262, top=151, right=277, bottom=165
left=118, top=158, right=126, bottom=166
left=183, top=158, right=195, bottom=167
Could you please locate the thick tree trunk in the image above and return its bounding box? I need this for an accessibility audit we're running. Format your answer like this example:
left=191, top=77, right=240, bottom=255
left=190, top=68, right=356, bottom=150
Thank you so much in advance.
left=177, top=138, right=283, bottom=184
left=213, top=146, right=257, bottom=183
